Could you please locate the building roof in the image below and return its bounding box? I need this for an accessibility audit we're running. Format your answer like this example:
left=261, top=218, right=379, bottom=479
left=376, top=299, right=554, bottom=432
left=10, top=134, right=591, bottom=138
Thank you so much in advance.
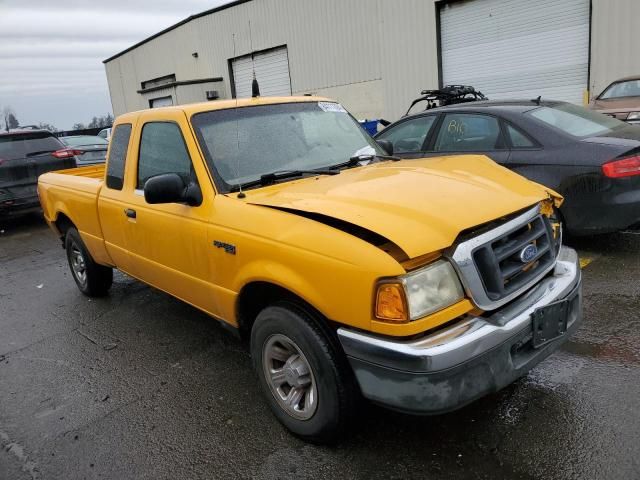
left=103, top=0, right=252, bottom=64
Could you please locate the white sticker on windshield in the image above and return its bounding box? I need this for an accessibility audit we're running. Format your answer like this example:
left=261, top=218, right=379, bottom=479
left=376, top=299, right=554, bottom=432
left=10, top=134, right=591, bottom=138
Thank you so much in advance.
left=352, top=145, right=376, bottom=157
left=318, top=102, right=347, bottom=113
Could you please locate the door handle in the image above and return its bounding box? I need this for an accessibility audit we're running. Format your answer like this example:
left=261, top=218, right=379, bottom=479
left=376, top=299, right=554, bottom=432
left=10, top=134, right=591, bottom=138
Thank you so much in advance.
left=124, top=208, right=137, bottom=219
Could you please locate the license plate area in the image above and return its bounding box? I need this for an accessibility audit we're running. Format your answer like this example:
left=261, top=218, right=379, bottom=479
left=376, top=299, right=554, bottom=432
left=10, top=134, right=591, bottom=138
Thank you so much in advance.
left=531, top=298, right=569, bottom=348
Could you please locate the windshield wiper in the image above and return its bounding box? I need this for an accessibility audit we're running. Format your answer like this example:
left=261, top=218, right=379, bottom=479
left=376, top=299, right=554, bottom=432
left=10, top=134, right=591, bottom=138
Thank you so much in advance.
left=230, top=168, right=339, bottom=192
left=330, top=153, right=401, bottom=171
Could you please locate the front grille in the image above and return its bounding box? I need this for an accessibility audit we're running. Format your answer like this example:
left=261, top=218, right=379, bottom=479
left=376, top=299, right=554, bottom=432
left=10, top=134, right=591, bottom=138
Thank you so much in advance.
left=472, top=214, right=556, bottom=301
left=449, top=206, right=560, bottom=311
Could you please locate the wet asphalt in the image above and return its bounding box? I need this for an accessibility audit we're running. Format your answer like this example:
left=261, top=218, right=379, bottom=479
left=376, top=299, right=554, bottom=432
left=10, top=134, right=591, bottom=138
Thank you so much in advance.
left=0, top=213, right=639, bottom=480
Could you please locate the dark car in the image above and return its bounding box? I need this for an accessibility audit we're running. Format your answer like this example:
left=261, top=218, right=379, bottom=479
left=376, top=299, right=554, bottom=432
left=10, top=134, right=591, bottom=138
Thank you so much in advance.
left=375, top=100, right=640, bottom=235
left=59, top=135, right=108, bottom=165
left=0, top=130, right=76, bottom=216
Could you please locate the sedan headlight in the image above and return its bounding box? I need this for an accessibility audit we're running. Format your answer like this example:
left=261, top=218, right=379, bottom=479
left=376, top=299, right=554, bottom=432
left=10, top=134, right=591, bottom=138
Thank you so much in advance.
left=375, top=260, right=464, bottom=322
left=627, top=112, right=640, bottom=121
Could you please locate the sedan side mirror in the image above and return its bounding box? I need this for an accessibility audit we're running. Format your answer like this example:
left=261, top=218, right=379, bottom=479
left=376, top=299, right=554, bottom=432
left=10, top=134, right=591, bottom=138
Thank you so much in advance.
left=377, top=139, right=394, bottom=156
left=144, top=173, right=202, bottom=207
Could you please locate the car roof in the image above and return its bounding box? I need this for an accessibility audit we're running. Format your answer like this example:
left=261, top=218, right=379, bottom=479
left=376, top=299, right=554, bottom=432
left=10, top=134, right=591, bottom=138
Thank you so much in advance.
left=0, top=129, right=53, bottom=137
left=406, top=99, right=565, bottom=116
left=61, top=135, right=101, bottom=138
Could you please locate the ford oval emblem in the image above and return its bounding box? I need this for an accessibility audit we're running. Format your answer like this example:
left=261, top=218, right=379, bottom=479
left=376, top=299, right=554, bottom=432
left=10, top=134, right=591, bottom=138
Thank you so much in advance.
left=519, top=244, right=538, bottom=263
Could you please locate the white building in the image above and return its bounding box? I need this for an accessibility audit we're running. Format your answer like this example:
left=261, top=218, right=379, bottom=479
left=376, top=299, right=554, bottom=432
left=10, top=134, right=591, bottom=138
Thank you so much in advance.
left=104, top=0, right=640, bottom=122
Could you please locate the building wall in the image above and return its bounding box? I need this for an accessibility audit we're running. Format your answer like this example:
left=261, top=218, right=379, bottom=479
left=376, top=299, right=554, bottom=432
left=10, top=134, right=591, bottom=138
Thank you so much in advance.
left=104, top=0, right=445, bottom=122
left=105, top=0, right=638, bottom=121
left=590, top=0, right=640, bottom=99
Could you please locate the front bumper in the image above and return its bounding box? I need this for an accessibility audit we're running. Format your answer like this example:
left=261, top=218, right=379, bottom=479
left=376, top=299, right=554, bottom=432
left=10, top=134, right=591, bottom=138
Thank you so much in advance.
left=338, top=246, right=582, bottom=414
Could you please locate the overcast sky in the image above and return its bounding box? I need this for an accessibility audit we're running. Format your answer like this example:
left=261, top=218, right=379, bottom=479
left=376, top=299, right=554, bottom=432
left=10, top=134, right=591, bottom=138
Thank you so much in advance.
left=0, top=0, right=230, bottom=130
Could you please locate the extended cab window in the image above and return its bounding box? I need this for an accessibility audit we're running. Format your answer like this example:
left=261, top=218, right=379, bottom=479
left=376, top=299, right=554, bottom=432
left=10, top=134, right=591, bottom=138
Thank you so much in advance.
left=376, top=115, right=436, bottom=153
left=434, top=114, right=505, bottom=152
left=137, top=122, right=193, bottom=189
left=105, top=124, right=132, bottom=190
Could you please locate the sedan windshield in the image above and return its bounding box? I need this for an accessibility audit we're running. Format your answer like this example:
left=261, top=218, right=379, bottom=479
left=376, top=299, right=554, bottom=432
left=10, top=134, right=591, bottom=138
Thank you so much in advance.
left=599, top=80, right=640, bottom=99
left=527, top=103, right=625, bottom=138
left=191, top=102, right=382, bottom=192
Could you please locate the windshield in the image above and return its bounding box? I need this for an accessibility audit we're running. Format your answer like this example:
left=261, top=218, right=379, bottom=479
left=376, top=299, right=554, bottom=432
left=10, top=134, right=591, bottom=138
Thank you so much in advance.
left=191, top=102, right=382, bottom=192
left=527, top=103, right=625, bottom=138
left=61, top=136, right=108, bottom=147
left=599, top=80, right=640, bottom=99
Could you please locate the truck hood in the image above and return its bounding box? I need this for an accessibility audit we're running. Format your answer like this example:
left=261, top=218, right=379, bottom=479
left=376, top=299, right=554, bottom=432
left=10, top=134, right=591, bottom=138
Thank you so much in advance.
left=246, top=156, right=556, bottom=258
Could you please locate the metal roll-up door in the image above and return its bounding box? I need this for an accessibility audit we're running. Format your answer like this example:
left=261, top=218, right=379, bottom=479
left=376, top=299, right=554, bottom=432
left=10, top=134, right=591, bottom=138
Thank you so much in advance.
left=149, top=95, right=173, bottom=108
left=231, top=46, right=292, bottom=98
left=440, top=0, right=590, bottom=104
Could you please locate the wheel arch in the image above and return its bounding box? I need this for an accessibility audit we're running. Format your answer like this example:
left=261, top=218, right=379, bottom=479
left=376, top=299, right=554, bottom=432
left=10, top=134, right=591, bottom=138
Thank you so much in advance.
left=235, top=281, right=335, bottom=341
left=54, top=211, right=76, bottom=238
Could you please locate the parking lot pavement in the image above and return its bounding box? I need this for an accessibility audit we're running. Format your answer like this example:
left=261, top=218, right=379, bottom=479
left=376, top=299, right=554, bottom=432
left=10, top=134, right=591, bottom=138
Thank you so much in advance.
left=1, top=215, right=639, bottom=480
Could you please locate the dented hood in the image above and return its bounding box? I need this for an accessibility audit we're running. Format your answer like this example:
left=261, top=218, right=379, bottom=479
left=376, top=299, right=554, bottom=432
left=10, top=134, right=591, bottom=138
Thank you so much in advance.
left=246, top=156, right=557, bottom=258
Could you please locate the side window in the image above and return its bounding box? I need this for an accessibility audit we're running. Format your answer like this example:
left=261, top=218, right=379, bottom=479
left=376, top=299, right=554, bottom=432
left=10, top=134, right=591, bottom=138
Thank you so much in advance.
left=105, top=124, right=132, bottom=190
left=505, top=123, right=536, bottom=148
left=377, top=116, right=436, bottom=153
left=137, top=122, right=193, bottom=190
left=434, top=114, right=505, bottom=152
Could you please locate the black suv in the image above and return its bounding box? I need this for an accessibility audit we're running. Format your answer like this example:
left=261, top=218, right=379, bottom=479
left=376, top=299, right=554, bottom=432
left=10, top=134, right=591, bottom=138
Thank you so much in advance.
left=0, top=130, right=76, bottom=216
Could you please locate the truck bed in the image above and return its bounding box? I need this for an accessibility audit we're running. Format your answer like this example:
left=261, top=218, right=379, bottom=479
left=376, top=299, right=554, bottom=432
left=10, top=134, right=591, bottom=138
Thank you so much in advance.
left=38, top=164, right=109, bottom=264
left=52, top=164, right=106, bottom=179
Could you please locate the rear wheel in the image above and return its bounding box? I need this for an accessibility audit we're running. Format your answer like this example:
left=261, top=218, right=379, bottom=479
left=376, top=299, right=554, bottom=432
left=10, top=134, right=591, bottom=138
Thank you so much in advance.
left=250, top=302, right=358, bottom=444
left=65, top=227, right=112, bottom=297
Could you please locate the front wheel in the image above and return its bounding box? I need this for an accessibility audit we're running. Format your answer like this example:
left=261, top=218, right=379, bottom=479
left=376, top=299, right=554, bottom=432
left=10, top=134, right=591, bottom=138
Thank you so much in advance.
left=250, top=302, right=358, bottom=444
left=65, top=227, right=113, bottom=297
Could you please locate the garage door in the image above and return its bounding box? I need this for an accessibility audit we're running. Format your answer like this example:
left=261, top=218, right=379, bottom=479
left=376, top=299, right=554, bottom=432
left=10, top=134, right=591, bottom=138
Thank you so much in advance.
left=440, top=0, right=590, bottom=105
left=231, top=47, right=292, bottom=98
left=149, top=95, right=173, bottom=108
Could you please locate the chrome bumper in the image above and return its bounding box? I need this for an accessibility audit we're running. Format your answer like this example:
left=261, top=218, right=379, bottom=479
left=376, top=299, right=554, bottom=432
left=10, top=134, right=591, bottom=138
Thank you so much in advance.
left=337, top=246, right=582, bottom=414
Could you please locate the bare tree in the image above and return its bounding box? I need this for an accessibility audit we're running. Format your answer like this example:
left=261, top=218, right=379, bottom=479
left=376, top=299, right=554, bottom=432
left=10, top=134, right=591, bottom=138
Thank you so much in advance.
left=2, top=106, right=19, bottom=132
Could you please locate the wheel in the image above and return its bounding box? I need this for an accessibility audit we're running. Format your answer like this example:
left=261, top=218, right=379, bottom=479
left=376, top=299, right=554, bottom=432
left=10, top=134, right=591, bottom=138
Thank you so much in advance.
left=250, top=301, right=358, bottom=444
left=65, top=227, right=113, bottom=297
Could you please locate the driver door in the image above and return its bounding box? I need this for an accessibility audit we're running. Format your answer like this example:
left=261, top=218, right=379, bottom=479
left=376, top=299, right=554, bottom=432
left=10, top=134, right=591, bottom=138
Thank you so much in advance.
left=122, top=110, right=219, bottom=315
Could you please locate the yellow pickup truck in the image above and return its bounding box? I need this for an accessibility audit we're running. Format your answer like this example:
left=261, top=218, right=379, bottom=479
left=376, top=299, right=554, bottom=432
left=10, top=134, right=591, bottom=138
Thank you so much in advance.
left=38, top=96, right=582, bottom=443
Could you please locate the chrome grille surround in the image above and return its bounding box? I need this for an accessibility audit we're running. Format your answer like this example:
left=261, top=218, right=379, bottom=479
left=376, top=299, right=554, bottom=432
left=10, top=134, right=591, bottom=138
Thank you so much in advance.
left=447, top=205, right=559, bottom=311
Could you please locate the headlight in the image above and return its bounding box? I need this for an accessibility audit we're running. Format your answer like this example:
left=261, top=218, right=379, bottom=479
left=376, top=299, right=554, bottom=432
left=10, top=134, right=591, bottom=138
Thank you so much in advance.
left=375, top=260, right=464, bottom=322
left=627, top=112, right=640, bottom=120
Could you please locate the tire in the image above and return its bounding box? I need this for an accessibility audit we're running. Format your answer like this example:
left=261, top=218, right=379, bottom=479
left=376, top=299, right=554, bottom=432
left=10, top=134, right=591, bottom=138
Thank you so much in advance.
left=65, top=227, right=113, bottom=297
left=250, top=301, right=358, bottom=444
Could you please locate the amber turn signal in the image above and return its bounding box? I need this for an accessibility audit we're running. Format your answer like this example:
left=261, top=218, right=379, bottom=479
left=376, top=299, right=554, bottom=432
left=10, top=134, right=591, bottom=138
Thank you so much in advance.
left=375, top=282, right=408, bottom=322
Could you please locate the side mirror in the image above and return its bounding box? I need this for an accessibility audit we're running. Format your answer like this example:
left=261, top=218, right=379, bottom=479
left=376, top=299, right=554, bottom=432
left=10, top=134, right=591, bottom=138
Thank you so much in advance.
left=377, top=139, right=394, bottom=156
left=144, top=173, right=202, bottom=206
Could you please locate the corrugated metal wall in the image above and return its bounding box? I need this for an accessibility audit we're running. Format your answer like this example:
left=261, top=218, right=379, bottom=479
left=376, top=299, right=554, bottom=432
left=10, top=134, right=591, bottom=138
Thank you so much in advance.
left=590, top=0, right=640, bottom=99
left=105, top=0, right=391, bottom=118
left=105, top=0, right=639, bottom=121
